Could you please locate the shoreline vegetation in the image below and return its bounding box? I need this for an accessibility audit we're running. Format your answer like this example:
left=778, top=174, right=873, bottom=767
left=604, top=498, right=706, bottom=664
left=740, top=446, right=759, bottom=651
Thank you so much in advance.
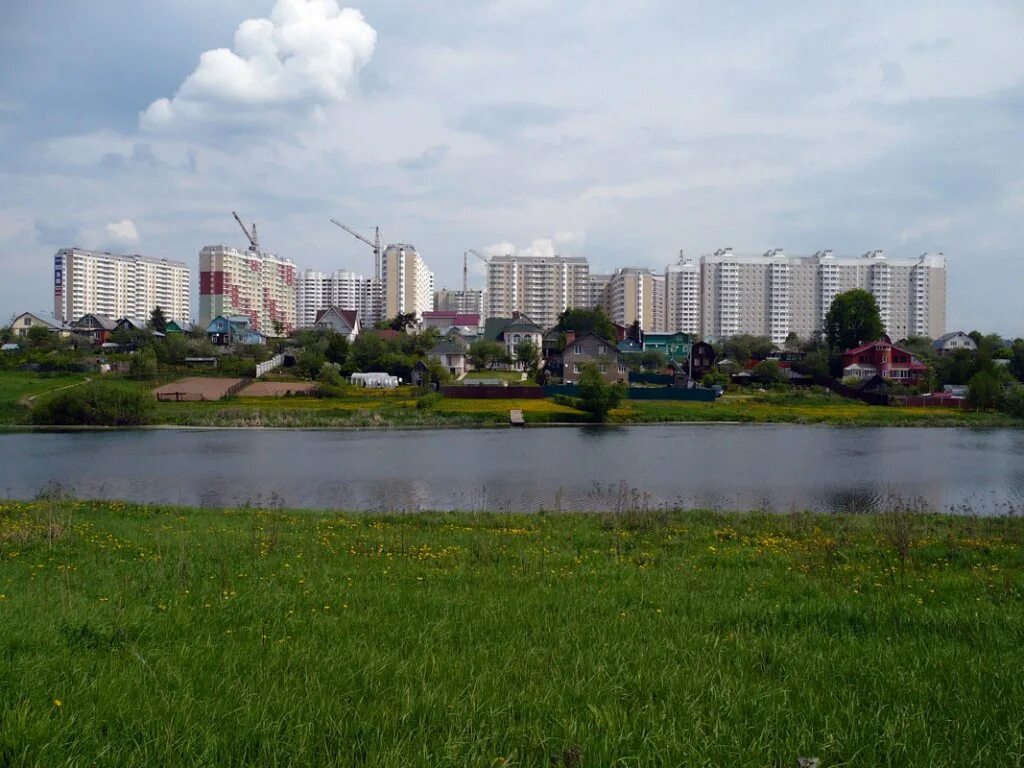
left=2, top=371, right=1021, bottom=430
left=1, top=497, right=1022, bottom=766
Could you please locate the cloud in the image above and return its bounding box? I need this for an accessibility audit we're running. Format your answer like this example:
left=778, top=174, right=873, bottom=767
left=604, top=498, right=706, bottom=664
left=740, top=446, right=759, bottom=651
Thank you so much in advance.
left=103, top=219, right=140, bottom=246
left=140, top=0, right=376, bottom=129
left=398, top=145, right=448, bottom=171
left=484, top=231, right=582, bottom=259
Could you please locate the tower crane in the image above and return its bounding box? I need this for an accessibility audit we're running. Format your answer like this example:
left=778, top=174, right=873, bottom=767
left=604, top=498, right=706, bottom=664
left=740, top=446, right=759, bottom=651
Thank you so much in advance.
left=329, top=219, right=381, bottom=281
left=463, top=248, right=489, bottom=301
left=232, top=211, right=259, bottom=255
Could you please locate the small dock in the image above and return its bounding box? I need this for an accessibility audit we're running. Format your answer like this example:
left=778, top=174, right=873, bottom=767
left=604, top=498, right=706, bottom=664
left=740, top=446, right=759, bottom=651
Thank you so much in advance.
left=509, top=409, right=525, bottom=427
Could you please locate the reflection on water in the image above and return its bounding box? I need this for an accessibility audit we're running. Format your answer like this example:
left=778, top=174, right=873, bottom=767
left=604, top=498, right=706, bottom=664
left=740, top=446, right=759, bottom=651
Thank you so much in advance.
left=1, top=425, right=1022, bottom=515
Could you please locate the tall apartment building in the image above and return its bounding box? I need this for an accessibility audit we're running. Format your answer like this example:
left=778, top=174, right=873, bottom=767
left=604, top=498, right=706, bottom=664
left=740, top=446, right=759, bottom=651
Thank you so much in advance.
left=434, top=288, right=487, bottom=317
left=486, top=254, right=590, bottom=329
left=199, top=245, right=297, bottom=334
left=698, top=248, right=946, bottom=343
left=53, top=248, right=191, bottom=324
left=296, top=269, right=381, bottom=328
left=598, top=267, right=666, bottom=331
left=664, top=254, right=701, bottom=335
left=380, top=244, right=434, bottom=319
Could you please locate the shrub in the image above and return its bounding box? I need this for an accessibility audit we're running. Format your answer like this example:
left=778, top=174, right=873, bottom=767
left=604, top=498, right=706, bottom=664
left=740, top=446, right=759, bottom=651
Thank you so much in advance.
left=32, top=383, right=154, bottom=426
left=416, top=392, right=443, bottom=410
left=128, top=351, right=158, bottom=380
left=318, top=362, right=343, bottom=387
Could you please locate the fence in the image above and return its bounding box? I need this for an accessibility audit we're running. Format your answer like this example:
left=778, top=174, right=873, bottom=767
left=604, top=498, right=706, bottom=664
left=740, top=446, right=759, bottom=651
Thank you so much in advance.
left=628, top=373, right=675, bottom=385
left=255, top=353, right=284, bottom=378
left=440, top=385, right=545, bottom=399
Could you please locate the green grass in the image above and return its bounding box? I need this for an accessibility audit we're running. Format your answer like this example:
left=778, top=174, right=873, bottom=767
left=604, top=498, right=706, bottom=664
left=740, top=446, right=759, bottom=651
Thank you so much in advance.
left=1, top=499, right=1023, bottom=766
left=3, top=371, right=1020, bottom=429
left=461, top=370, right=531, bottom=383
left=0, top=371, right=88, bottom=425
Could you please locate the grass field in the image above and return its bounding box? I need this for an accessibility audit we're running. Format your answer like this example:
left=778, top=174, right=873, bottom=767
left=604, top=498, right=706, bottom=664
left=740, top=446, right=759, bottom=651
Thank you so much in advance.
left=0, top=371, right=87, bottom=425
left=2, top=371, right=1020, bottom=429
left=461, top=370, right=528, bottom=383
left=1, top=498, right=1022, bottom=766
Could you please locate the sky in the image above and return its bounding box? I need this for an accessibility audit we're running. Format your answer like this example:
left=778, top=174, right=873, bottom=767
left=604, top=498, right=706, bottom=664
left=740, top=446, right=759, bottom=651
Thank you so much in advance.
left=1, top=0, right=1022, bottom=335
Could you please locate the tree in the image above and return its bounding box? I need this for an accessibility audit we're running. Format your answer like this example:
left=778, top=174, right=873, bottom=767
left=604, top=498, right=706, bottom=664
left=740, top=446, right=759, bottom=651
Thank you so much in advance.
left=968, top=370, right=1002, bottom=411
left=26, top=325, right=51, bottom=346
left=325, top=333, right=350, bottom=366
left=554, top=307, right=617, bottom=344
left=783, top=331, right=801, bottom=351
left=149, top=306, right=167, bottom=334
left=824, top=289, right=884, bottom=351
left=514, top=338, right=539, bottom=372
left=753, top=359, right=786, bottom=384
left=127, top=350, right=158, bottom=380
left=627, top=320, right=641, bottom=343
left=718, top=334, right=773, bottom=364
left=1010, top=339, right=1024, bottom=383
left=271, top=319, right=285, bottom=337
left=577, top=362, right=625, bottom=422
left=468, top=340, right=505, bottom=370
left=387, top=312, right=418, bottom=332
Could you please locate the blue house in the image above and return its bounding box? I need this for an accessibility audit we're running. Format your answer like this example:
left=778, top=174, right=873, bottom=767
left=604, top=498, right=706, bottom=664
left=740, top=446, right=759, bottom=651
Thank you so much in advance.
left=207, top=315, right=264, bottom=346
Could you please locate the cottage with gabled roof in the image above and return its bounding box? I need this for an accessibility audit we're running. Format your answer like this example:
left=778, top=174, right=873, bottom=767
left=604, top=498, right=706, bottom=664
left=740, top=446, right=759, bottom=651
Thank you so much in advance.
left=313, top=307, right=360, bottom=341
left=71, top=314, right=117, bottom=344
left=207, top=315, right=264, bottom=346
left=10, top=312, right=68, bottom=338
left=560, top=331, right=628, bottom=385
left=841, top=336, right=928, bottom=384
left=932, top=331, right=977, bottom=357
left=427, top=338, right=468, bottom=377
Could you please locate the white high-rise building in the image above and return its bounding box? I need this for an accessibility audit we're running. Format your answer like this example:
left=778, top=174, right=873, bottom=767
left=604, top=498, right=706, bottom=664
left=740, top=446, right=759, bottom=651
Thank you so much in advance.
left=664, top=254, right=700, bottom=335
left=381, top=244, right=434, bottom=320
left=297, top=269, right=382, bottom=328
left=699, top=248, right=946, bottom=343
left=598, top=267, right=666, bottom=331
left=198, top=245, right=297, bottom=334
left=486, top=254, right=590, bottom=329
left=53, top=247, right=191, bottom=324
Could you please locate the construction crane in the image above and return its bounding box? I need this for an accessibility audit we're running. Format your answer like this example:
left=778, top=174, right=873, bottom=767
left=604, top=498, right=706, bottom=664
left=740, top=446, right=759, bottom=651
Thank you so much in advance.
left=463, top=248, right=489, bottom=301
left=232, top=211, right=259, bottom=255
left=329, top=219, right=381, bottom=281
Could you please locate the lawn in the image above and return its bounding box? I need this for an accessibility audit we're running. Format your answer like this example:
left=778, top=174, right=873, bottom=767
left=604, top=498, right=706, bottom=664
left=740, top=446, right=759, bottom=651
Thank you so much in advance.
left=461, top=370, right=530, bottom=383
left=0, top=371, right=87, bottom=424
left=1, top=499, right=1022, bottom=766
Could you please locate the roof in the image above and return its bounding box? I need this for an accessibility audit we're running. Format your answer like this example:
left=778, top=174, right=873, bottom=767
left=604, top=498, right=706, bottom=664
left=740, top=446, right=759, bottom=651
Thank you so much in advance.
left=503, top=314, right=543, bottom=333
left=428, top=340, right=466, bottom=356
left=75, top=314, right=117, bottom=330
left=13, top=311, right=64, bottom=329
left=483, top=317, right=511, bottom=342
left=116, top=316, right=148, bottom=329
left=422, top=311, right=480, bottom=326
left=1, top=343, right=20, bottom=351
left=314, top=307, right=358, bottom=329
left=932, top=331, right=975, bottom=348
left=367, top=329, right=400, bottom=340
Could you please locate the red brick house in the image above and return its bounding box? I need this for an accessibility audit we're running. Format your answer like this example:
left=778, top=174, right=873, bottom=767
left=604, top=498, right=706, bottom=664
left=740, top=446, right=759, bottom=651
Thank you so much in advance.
left=841, top=336, right=928, bottom=385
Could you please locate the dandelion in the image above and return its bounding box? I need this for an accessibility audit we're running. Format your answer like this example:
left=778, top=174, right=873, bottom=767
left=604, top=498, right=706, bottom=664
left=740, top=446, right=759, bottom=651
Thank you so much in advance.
left=54, top=699, right=63, bottom=709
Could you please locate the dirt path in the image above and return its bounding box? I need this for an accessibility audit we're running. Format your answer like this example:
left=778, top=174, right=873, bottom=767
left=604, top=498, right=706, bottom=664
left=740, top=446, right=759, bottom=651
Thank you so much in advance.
left=19, top=377, right=92, bottom=407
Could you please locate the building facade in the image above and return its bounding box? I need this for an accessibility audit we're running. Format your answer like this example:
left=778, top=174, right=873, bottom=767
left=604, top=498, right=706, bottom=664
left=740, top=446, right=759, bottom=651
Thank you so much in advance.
left=381, top=244, right=434, bottom=320
left=486, top=254, right=590, bottom=330
left=664, top=254, right=700, bottom=335
left=199, top=245, right=297, bottom=335
left=698, top=248, right=946, bottom=344
left=297, top=269, right=381, bottom=328
left=598, top=267, right=666, bottom=332
left=433, top=288, right=487, bottom=317
left=53, top=248, right=191, bottom=325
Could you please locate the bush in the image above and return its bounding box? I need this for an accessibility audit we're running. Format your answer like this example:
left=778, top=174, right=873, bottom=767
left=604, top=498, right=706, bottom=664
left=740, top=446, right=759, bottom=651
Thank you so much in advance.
left=416, top=392, right=443, bottom=410
left=31, top=383, right=154, bottom=426
left=128, top=351, right=158, bottom=380
left=318, top=362, right=343, bottom=387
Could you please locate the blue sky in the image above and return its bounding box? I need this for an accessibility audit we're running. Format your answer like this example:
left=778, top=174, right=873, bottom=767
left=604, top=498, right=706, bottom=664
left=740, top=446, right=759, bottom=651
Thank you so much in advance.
left=1, top=0, right=1022, bottom=334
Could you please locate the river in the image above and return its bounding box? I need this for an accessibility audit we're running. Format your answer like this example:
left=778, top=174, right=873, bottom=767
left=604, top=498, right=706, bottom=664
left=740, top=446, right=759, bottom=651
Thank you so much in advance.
left=2, top=425, right=1022, bottom=515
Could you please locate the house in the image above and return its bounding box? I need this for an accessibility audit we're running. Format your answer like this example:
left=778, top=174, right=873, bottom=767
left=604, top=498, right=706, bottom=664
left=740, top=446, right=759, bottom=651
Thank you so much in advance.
left=932, top=331, right=977, bottom=357
left=10, top=312, right=67, bottom=338
left=421, top=311, right=481, bottom=335
left=687, top=341, right=716, bottom=379
left=115, top=317, right=148, bottom=333
left=560, top=331, right=628, bottom=385
left=207, top=315, right=264, bottom=346
left=71, top=314, right=117, bottom=344
left=484, top=313, right=544, bottom=369
left=164, top=320, right=194, bottom=334
left=642, top=331, right=691, bottom=363
left=841, top=336, right=928, bottom=384
left=426, top=339, right=468, bottom=377
left=617, top=338, right=643, bottom=354
left=313, top=307, right=360, bottom=342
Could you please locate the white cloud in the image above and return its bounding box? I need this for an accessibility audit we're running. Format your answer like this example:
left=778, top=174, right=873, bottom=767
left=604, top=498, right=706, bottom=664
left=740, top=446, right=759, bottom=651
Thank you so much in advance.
left=103, top=219, right=140, bottom=245
left=484, top=231, right=582, bottom=259
left=141, top=0, right=376, bottom=129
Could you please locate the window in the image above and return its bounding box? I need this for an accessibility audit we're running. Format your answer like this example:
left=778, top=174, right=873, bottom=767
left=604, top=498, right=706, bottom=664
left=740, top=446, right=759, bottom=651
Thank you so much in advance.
left=598, top=346, right=606, bottom=355
left=573, top=364, right=580, bottom=374
left=573, top=344, right=582, bottom=354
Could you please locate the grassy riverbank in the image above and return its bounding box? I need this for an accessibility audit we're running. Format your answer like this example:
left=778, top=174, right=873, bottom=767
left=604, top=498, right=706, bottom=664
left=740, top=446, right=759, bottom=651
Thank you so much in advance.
left=3, top=371, right=1020, bottom=429
left=2, top=499, right=1023, bottom=766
